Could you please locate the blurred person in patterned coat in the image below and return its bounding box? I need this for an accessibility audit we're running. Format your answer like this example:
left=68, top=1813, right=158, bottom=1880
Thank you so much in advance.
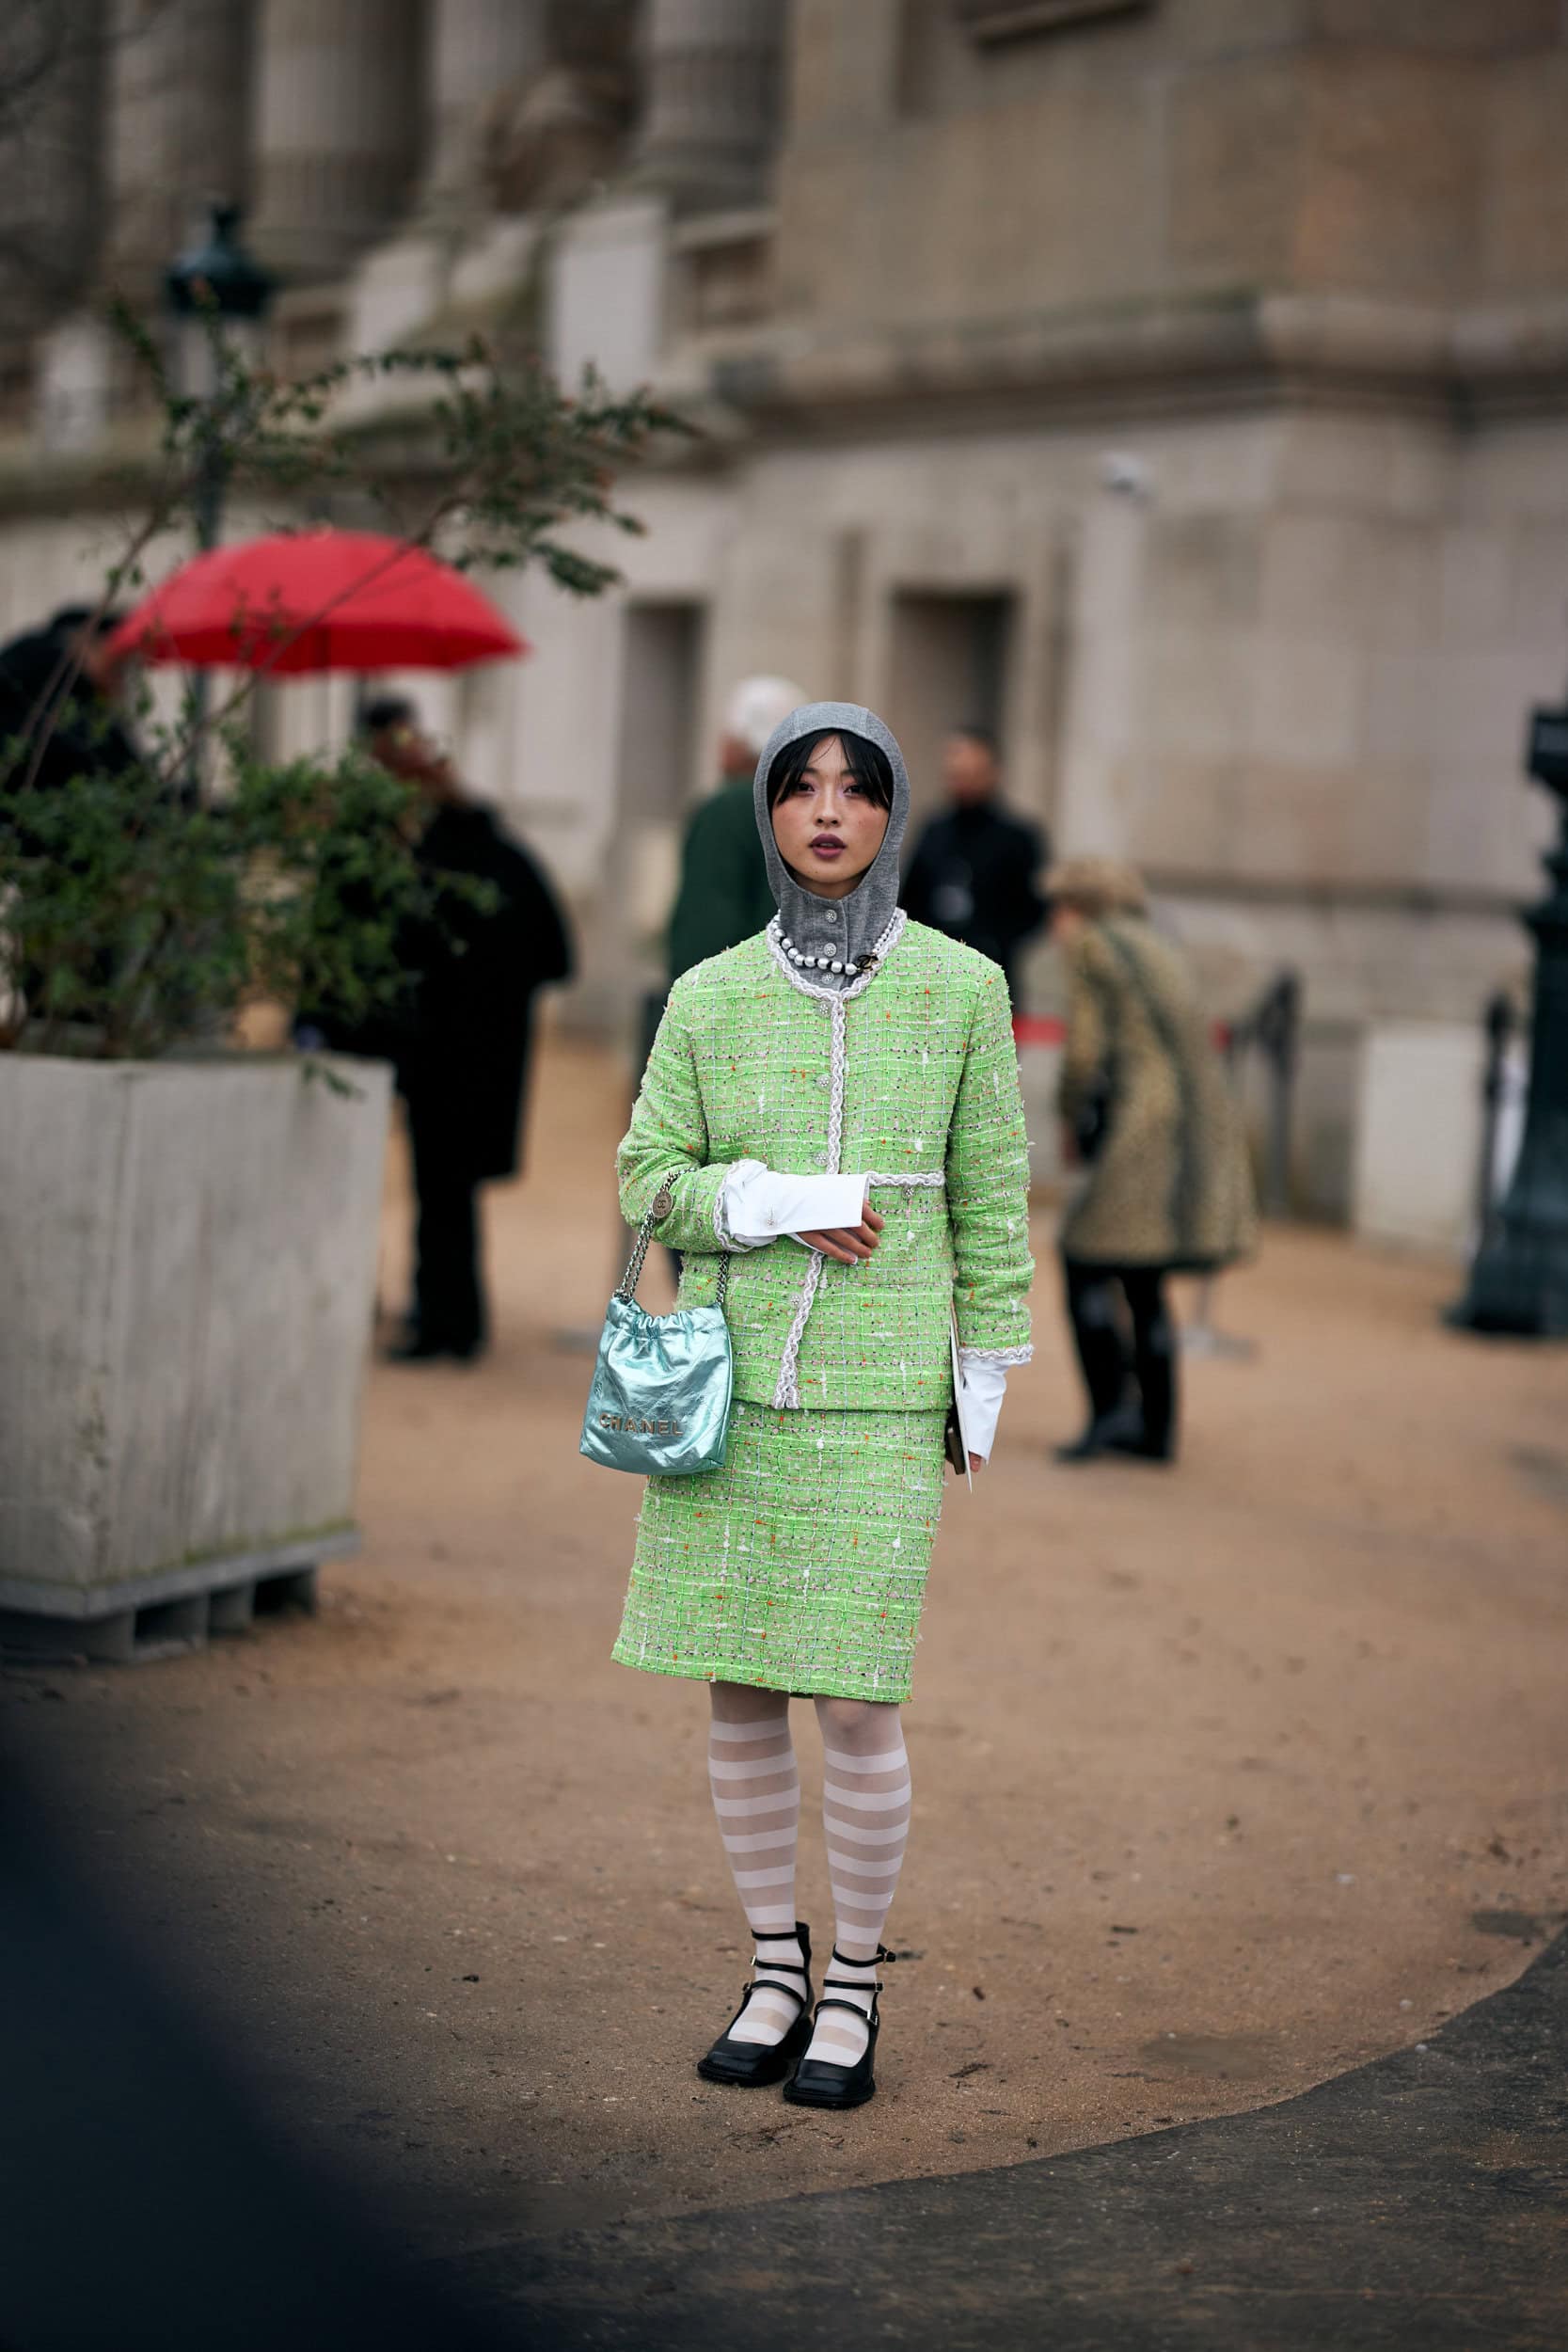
left=1051, top=858, right=1256, bottom=1466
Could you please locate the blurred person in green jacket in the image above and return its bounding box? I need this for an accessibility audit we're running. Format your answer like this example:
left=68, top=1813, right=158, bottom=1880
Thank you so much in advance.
left=665, top=675, right=807, bottom=983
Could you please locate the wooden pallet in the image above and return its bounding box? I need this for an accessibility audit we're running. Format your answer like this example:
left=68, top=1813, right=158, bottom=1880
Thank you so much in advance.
left=0, top=1566, right=319, bottom=1666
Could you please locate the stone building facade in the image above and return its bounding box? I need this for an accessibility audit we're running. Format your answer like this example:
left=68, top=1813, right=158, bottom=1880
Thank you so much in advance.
left=5, top=1, right=1568, bottom=1217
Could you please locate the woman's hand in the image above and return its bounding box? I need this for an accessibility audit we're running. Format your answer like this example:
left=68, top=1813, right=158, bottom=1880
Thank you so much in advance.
left=798, top=1205, right=884, bottom=1265
left=968, top=1453, right=986, bottom=1475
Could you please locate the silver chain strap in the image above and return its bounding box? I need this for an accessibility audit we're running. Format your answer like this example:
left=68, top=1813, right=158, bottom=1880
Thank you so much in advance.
left=616, top=1184, right=730, bottom=1309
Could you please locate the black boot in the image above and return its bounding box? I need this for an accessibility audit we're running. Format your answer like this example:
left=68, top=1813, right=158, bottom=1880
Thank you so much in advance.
left=383, top=1325, right=485, bottom=1364
left=1056, top=1405, right=1147, bottom=1463
left=1056, top=1266, right=1130, bottom=1462
left=1116, top=1276, right=1178, bottom=1462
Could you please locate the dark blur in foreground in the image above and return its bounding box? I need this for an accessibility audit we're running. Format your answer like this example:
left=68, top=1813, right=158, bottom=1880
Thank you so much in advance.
left=0, top=1760, right=507, bottom=2352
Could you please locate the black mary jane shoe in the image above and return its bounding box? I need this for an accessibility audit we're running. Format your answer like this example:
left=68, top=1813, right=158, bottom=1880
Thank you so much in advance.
left=782, top=1944, right=895, bottom=2112
left=696, top=1923, right=814, bottom=2089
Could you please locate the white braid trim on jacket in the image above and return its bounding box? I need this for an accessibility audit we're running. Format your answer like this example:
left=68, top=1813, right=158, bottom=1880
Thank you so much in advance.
left=763, top=912, right=1009, bottom=1407
left=766, top=911, right=908, bottom=1407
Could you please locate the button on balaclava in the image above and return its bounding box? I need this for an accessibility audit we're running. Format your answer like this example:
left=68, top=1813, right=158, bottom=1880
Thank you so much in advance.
left=752, top=701, right=911, bottom=991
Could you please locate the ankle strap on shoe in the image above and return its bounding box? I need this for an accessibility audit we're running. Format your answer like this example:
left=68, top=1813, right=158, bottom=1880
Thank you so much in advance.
left=734, top=1974, right=809, bottom=2022
left=813, top=1993, right=879, bottom=2025
left=828, top=1943, right=895, bottom=1970
left=752, top=1923, right=810, bottom=1978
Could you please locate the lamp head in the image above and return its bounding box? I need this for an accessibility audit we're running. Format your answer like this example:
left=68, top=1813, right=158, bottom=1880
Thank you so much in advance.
left=1527, top=703, right=1568, bottom=808
left=166, top=203, right=276, bottom=322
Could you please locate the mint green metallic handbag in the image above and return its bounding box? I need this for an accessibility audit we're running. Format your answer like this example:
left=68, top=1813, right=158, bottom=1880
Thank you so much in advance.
left=578, top=1189, right=734, bottom=1476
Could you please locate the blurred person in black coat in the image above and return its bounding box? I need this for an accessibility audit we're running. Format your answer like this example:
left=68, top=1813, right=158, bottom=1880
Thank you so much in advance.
left=0, top=603, right=140, bottom=809
left=307, top=695, right=573, bottom=1363
left=899, top=723, right=1048, bottom=1005
left=0, top=605, right=144, bottom=1039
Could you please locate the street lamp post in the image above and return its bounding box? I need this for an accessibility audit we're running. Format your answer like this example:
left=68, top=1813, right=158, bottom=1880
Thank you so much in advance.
left=163, top=205, right=276, bottom=788
left=166, top=202, right=277, bottom=554
left=1449, top=697, right=1568, bottom=1337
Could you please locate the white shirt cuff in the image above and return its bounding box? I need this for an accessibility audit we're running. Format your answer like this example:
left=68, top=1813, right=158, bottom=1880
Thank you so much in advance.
left=723, top=1160, right=868, bottom=1248
left=956, top=1352, right=1008, bottom=1462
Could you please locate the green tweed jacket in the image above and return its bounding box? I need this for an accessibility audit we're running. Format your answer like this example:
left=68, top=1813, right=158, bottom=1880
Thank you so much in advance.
left=617, top=915, right=1035, bottom=1414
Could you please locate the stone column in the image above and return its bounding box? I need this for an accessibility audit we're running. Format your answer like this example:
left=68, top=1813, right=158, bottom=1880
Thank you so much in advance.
left=1053, top=479, right=1151, bottom=858
left=0, top=0, right=109, bottom=339
left=249, top=0, right=429, bottom=280
left=102, top=1, right=258, bottom=308
left=421, top=0, right=547, bottom=230
left=635, top=0, right=786, bottom=213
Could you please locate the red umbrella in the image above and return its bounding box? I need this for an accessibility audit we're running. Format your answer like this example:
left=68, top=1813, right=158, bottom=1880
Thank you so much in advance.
left=112, top=529, right=528, bottom=675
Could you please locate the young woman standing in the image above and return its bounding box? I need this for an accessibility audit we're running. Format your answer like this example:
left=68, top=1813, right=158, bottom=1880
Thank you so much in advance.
left=612, top=701, right=1034, bottom=2110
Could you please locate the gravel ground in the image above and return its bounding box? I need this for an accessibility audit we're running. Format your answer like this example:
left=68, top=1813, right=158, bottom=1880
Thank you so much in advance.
left=7, top=1036, right=1568, bottom=2261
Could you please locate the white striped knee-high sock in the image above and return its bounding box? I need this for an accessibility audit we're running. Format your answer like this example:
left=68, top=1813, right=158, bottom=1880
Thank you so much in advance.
left=708, top=1700, right=804, bottom=2047
left=811, top=1707, right=911, bottom=2068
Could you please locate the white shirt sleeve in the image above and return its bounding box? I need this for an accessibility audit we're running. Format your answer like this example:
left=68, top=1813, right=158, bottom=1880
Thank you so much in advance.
left=955, top=1353, right=1008, bottom=1463
left=723, top=1160, right=869, bottom=1248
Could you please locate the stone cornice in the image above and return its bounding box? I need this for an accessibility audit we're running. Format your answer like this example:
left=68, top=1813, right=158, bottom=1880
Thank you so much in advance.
left=0, top=420, right=165, bottom=523
left=1143, top=868, right=1528, bottom=923
left=679, top=289, right=1568, bottom=440
left=0, top=396, right=715, bottom=523
left=8, top=286, right=1568, bottom=519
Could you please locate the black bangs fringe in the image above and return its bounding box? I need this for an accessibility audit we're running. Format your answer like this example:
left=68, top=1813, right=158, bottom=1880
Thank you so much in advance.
left=765, top=728, right=895, bottom=812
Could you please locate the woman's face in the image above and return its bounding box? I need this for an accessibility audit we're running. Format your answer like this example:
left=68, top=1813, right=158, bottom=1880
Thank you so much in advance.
left=769, top=734, right=890, bottom=900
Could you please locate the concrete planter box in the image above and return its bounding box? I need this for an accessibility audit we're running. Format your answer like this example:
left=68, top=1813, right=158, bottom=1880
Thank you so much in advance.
left=0, top=1054, right=391, bottom=1661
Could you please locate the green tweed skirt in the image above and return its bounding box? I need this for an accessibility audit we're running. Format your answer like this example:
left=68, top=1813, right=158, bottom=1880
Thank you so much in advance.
left=612, top=1399, right=947, bottom=1703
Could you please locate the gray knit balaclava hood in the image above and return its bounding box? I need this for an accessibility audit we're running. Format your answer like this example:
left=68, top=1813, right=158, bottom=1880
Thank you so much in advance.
left=752, top=701, right=911, bottom=990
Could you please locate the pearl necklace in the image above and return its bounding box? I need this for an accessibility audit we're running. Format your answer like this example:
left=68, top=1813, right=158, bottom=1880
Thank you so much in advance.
left=777, top=930, right=858, bottom=976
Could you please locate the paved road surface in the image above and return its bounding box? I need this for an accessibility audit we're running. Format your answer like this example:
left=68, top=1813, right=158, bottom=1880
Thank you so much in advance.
left=6, top=1037, right=1568, bottom=2310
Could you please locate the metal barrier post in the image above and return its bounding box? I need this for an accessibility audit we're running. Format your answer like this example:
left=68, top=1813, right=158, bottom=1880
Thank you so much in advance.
left=1473, top=991, right=1515, bottom=1253
left=1256, top=971, right=1301, bottom=1218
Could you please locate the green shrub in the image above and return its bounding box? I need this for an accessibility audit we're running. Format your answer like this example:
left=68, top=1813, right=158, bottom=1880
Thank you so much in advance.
left=0, top=314, right=686, bottom=1061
